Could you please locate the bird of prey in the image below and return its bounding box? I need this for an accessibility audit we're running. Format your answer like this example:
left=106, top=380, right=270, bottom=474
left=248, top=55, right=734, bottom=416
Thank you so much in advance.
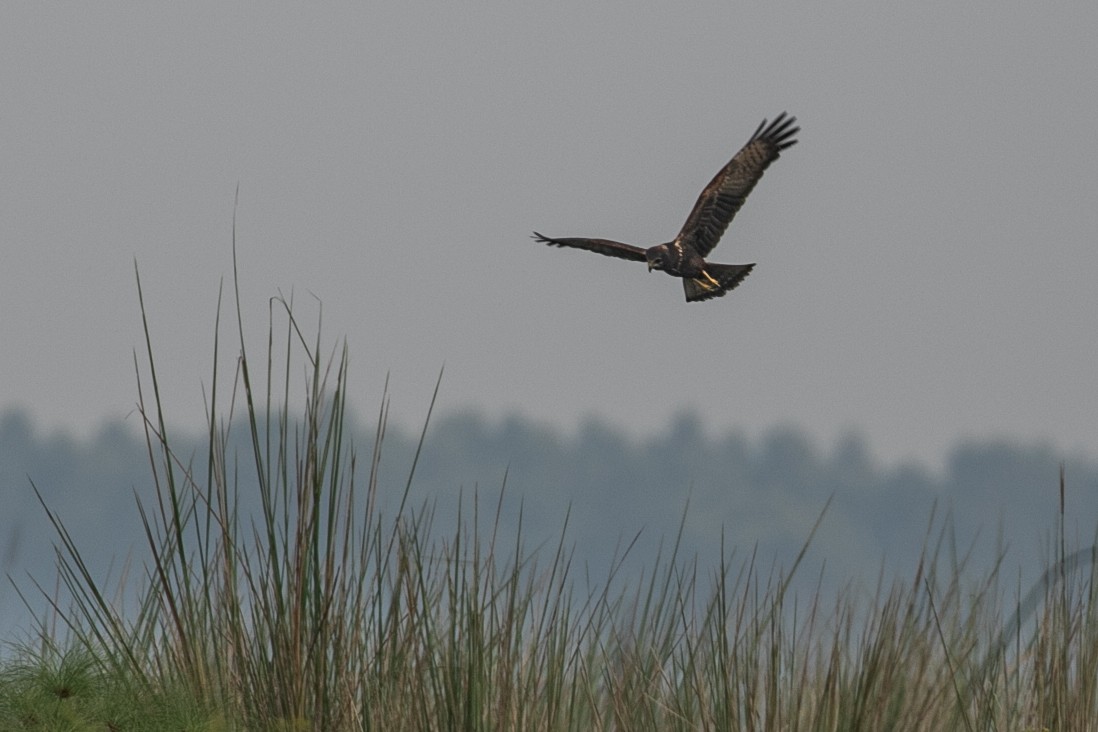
left=533, top=113, right=798, bottom=302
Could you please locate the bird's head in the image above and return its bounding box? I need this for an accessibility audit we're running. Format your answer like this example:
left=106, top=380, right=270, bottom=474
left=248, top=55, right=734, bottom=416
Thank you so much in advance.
left=646, top=245, right=668, bottom=272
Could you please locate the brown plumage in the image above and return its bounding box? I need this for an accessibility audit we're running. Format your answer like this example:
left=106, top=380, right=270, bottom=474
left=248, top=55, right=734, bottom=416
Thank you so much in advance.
left=533, top=113, right=798, bottom=302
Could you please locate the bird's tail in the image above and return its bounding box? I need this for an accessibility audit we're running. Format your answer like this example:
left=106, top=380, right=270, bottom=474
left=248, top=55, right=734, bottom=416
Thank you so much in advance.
left=683, top=263, right=755, bottom=302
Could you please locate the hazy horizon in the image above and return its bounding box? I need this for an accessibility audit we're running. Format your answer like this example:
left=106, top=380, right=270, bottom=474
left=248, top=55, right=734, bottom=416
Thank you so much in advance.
left=5, top=398, right=1093, bottom=645
left=1, top=393, right=1091, bottom=477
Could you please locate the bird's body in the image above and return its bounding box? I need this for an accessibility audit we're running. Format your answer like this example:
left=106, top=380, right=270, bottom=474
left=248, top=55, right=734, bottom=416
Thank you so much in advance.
left=533, top=113, right=798, bottom=302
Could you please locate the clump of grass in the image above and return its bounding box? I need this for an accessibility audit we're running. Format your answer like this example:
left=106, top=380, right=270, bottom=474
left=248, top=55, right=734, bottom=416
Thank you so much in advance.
left=6, top=249, right=1098, bottom=730
left=0, top=640, right=221, bottom=731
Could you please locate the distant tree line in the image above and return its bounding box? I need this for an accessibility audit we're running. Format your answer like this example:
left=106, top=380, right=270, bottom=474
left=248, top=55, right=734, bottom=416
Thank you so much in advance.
left=2, top=406, right=1095, bottom=639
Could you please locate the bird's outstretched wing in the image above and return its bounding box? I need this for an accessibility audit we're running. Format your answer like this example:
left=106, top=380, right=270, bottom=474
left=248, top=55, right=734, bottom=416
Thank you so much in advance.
left=531, top=232, right=647, bottom=262
left=677, top=113, right=798, bottom=258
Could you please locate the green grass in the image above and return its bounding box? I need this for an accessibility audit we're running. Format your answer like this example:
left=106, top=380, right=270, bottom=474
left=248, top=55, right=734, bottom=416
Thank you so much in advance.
left=3, top=255, right=1098, bottom=730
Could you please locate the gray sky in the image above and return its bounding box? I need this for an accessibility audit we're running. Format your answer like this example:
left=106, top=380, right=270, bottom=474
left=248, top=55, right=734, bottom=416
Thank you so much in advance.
left=3, top=2, right=1096, bottom=467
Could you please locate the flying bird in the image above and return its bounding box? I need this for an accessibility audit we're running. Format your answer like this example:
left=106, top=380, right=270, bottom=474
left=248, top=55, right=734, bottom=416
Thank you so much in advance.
left=533, top=113, right=798, bottom=302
